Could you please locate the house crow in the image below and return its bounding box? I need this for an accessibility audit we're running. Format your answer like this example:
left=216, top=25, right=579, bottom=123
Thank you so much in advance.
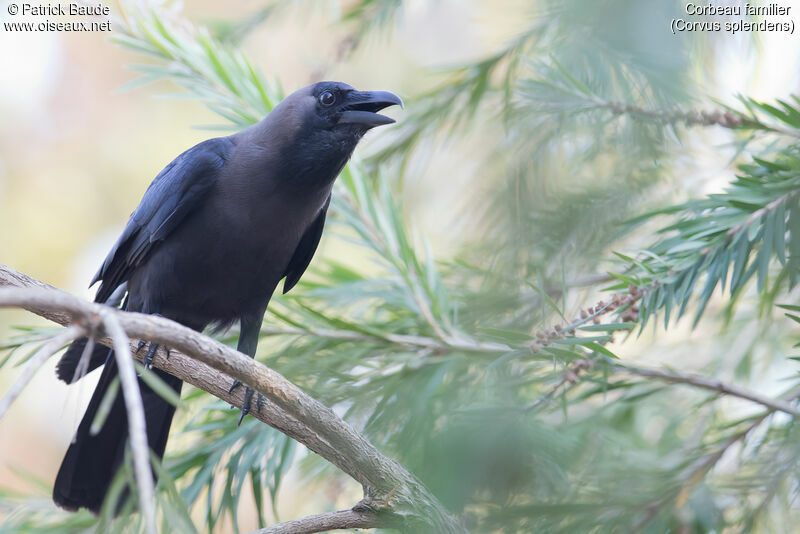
left=51, top=81, right=402, bottom=514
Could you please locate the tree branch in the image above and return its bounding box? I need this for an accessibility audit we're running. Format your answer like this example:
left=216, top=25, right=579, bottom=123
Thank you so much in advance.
left=526, top=356, right=800, bottom=418
left=100, top=309, right=157, bottom=534
left=252, top=506, right=380, bottom=534
left=621, top=365, right=800, bottom=418
left=591, top=97, right=800, bottom=137
left=0, top=264, right=465, bottom=534
left=726, top=189, right=800, bottom=240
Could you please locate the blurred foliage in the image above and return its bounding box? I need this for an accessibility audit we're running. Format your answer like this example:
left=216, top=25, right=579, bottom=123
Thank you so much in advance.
left=3, top=1, right=800, bottom=533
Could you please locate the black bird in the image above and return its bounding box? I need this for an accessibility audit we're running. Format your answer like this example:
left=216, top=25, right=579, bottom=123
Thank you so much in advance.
left=52, top=81, right=402, bottom=514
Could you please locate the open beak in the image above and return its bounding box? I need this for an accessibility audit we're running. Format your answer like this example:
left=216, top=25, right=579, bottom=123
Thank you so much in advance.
left=337, top=90, right=404, bottom=128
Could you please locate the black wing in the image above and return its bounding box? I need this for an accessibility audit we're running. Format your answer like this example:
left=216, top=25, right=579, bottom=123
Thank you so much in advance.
left=92, top=137, right=233, bottom=302
left=282, top=194, right=331, bottom=294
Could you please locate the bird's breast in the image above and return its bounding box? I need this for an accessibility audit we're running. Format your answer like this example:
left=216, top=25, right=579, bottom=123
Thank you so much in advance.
left=131, top=177, right=330, bottom=325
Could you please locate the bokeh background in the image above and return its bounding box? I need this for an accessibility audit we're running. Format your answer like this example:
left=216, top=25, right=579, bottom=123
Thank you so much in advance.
left=2, top=1, right=800, bottom=532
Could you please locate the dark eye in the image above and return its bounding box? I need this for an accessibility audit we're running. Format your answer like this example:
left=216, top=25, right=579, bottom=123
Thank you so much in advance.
left=319, top=91, right=335, bottom=107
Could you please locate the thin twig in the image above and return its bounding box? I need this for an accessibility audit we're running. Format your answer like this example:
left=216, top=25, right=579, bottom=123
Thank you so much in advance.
left=99, top=310, right=157, bottom=534
left=527, top=358, right=800, bottom=419
left=726, top=189, right=800, bottom=240
left=525, top=359, right=592, bottom=411
left=525, top=376, right=572, bottom=411
left=71, top=335, right=96, bottom=384
left=621, top=366, right=800, bottom=418
left=0, top=325, right=83, bottom=420
left=259, top=323, right=507, bottom=353
left=406, top=263, right=450, bottom=341
left=339, top=191, right=452, bottom=342
left=592, top=97, right=800, bottom=138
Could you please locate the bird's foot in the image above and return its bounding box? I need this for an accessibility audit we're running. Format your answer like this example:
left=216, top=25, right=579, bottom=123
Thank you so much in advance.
left=229, top=379, right=243, bottom=394
left=229, top=380, right=265, bottom=425
left=143, top=343, right=160, bottom=369
left=135, top=314, right=169, bottom=370
left=135, top=341, right=164, bottom=370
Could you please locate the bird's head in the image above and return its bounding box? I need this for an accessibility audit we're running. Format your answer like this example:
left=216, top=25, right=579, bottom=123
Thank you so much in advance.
left=257, top=81, right=402, bottom=181
left=270, top=81, right=402, bottom=147
left=307, top=81, right=403, bottom=131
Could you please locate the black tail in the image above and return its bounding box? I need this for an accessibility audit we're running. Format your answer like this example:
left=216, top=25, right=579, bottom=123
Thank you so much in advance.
left=53, top=355, right=182, bottom=514
left=56, top=288, right=128, bottom=385
left=55, top=338, right=111, bottom=384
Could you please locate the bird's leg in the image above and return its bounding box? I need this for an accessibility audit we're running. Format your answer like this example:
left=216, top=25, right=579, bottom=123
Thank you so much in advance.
left=135, top=339, right=153, bottom=375
left=136, top=314, right=169, bottom=370
left=230, top=311, right=266, bottom=425
left=142, top=343, right=160, bottom=369
left=135, top=340, right=163, bottom=371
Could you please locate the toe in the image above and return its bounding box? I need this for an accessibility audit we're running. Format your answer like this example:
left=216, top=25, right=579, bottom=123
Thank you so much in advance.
left=143, top=343, right=159, bottom=369
left=237, top=407, right=249, bottom=426
left=237, top=388, right=254, bottom=425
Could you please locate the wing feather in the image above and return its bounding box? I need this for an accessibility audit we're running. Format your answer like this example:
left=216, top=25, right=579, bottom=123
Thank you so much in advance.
left=92, top=137, right=233, bottom=302
left=282, top=194, right=331, bottom=294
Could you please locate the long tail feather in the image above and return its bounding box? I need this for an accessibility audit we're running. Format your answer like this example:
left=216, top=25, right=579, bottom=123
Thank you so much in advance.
left=53, top=357, right=182, bottom=514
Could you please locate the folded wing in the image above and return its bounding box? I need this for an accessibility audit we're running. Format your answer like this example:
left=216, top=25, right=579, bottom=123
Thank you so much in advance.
left=91, top=137, right=233, bottom=303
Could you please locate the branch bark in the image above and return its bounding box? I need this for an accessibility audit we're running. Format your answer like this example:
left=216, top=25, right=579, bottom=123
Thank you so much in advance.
left=0, top=264, right=465, bottom=534
left=253, top=506, right=380, bottom=534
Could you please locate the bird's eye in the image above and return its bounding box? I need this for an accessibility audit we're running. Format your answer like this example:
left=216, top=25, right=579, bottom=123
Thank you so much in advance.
left=319, top=91, right=336, bottom=107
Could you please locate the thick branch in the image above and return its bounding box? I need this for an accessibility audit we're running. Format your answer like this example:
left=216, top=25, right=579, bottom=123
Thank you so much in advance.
left=0, top=264, right=465, bottom=534
left=0, top=266, right=340, bottom=465
left=253, top=507, right=379, bottom=534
